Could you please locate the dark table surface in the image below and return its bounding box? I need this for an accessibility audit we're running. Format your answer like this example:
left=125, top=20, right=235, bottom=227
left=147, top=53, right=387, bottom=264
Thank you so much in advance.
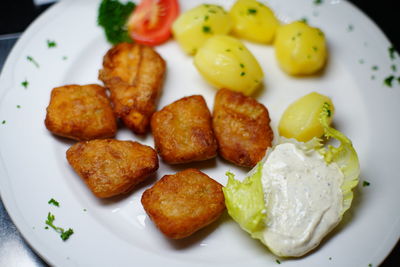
left=0, top=0, right=399, bottom=266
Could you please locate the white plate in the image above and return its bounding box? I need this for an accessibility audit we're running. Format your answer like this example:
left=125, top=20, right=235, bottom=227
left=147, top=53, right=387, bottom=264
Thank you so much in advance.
left=0, top=0, right=399, bottom=266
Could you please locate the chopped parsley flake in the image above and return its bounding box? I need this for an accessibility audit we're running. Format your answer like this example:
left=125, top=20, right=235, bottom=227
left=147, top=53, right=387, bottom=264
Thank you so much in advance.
left=48, top=198, right=60, bottom=207
left=372, top=65, right=379, bottom=71
left=240, top=63, right=245, bottom=68
left=62, top=56, right=68, bottom=60
left=240, top=72, right=246, bottom=76
left=202, top=26, right=211, bottom=33
left=391, top=64, right=397, bottom=72
left=21, top=80, right=29, bottom=88
left=238, top=46, right=243, bottom=51
left=358, top=59, right=365, bottom=64
left=276, top=259, right=281, bottom=264
left=16, top=105, right=21, bottom=109
left=45, top=212, right=74, bottom=241
left=363, top=181, right=370, bottom=187
left=371, top=75, right=376, bottom=80
left=368, top=264, right=373, bottom=267
left=27, top=56, right=40, bottom=68
left=313, top=46, right=318, bottom=52
left=247, top=8, right=257, bottom=15
left=398, top=77, right=400, bottom=84
left=384, top=75, right=395, bottom=87
left=300, top=17, right=308, bottom=24
left=329, top=257, right=332, bottom=260
left=389, top=46, right=397, bottom=60
left=83, top=208, right=87, bottom=212
left=347, top=24, right=354, bottom=32
left=314, top=0, right=323, bottom=5
left=208, top=9, right=217, bottom=14
left=204, top=15, right=209, bottom=21
left=2, top=120, right=5, bottom=124
left=47, top=40, right=57, bottom=48
left=323, top=102, right=332, bottom=117
left=225, top=49, right=231, bottom=52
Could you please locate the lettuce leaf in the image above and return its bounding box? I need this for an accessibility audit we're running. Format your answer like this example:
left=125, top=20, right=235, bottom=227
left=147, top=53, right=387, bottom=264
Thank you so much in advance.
left=222, top=164, right=266, bottom=241
left=319, top=102, right=360, bottom=214
left=222, top=101, right=360, bottom=247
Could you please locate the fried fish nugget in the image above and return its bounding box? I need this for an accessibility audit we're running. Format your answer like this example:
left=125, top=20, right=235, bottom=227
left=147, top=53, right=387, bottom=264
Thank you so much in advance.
left=44, top=84, right=117, bottom=141
left=66, top=139, right=158, bottom=198
left=99, top=42, right=166, bottom=134
left=151, top=95, right=217, bottom=164
left=141, top=168, right=225, bottom=239
left=213, top=89, right=273, bottom=167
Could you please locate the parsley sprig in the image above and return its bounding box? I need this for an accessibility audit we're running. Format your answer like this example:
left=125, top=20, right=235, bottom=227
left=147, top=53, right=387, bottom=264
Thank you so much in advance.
left=48, top=198, right=60, bottom=207
left=45, top=212, right=74, bottom=241
left=98, top=0, right=136, bottom=44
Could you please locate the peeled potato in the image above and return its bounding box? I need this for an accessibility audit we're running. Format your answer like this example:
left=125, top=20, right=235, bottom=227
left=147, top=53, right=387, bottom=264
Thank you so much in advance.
left=275, top=21, right=327, bottom=75
left=194, top=35, right=264, bottom=96
left=172, top=4, right=232, bottom=55
left=229, top=0, right=279, bottom=44
left=278, top=92, right=334, bottom=142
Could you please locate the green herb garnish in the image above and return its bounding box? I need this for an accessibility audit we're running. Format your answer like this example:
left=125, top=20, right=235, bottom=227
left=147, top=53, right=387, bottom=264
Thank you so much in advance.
left=240, top=63, right=245, bottom=68
left=21, top=80, right=29, bottom=89
left=389, top=46, right=397, bottom=60
left=329, top=257, right=332, bottom=260
left=391, top=64, right=397, bottom=72
left=248, top=8, right=257, bottom=15
left=62, top=56, right=68, bottom=60
left=358, top=59, right=364, bottom=64
left=27, top=56, right=39, bottom=68
left=384, top=75, right=395, bottom=87
left=372, top=65, right=379, bottom=71
left=314, top=0, right=323, bottom=5
left=47, top=40, right=57, bottom=48
left=98, top=0, right=136, bottom=45
left=347, top=24, right=354, bottom=32
left=2, top=120, right=5, bottom=124
left=48, top=198, right=60, bottom=207
left=240, top=72, right=246, bottom=76
left=45, top=212, right=74, bottom=241
left=276, top=259, right=281, bottom=264
left=204, top=15, right=209, bottom=21
left=202, top=26, right=211, bottom=34
left=300, top=17, right=308, bottom=24
left=363, top=181, right=370, bottom=187
left=16, top=105, right=21, bottom=109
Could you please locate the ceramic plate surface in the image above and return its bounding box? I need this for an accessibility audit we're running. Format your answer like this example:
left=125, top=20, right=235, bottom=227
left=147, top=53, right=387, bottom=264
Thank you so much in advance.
left=0, top=0, right=399, bottom=266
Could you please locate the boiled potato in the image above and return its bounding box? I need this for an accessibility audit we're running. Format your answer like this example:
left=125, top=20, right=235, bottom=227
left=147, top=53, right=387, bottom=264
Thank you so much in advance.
left=229, top=0, right=279, bottom=44
left=275, top=21, right=327, bottom=75
left=172, top=4, right=232, bottom=55
left=278, top=92, right=334, bottom=142
left=194, top=35, right=263, bottom=96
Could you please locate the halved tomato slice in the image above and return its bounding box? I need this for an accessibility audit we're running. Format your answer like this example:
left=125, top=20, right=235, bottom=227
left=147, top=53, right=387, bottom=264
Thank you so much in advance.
left=127, top=0, right=180, bottom=46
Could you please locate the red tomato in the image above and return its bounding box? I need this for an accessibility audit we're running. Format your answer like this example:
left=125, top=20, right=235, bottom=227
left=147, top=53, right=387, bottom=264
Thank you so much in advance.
left=127, top=0, right=180, bottom=46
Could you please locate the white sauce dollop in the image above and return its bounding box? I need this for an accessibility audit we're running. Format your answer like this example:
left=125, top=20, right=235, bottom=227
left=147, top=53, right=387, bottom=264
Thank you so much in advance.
left=261, top=143, right=344, bottom=257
